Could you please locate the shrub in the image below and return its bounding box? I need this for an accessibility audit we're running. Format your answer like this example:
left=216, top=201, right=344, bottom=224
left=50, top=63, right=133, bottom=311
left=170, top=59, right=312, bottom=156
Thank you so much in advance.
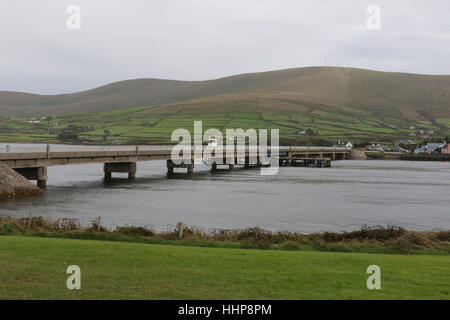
left=115, top=226, right=154, bottom=237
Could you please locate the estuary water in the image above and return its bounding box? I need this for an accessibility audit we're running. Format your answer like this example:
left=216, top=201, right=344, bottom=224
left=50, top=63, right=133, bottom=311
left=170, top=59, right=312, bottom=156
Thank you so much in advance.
left=0, top=144, right=449, bottom=233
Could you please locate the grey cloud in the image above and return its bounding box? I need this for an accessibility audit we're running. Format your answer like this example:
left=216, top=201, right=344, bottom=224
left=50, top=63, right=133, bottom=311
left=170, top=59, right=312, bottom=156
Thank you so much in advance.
left=0, top=0, right=449, bottom=94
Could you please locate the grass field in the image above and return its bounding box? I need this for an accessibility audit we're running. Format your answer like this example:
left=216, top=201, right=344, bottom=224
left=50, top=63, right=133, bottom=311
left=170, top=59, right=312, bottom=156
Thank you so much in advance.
left=0, top=106, right=448, bottom=145
left=1, top=236, right=449, bottom=299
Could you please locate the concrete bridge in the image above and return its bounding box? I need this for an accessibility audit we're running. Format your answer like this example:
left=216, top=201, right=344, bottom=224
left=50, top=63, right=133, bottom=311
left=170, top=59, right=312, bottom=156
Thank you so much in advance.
left=0, top=145, right=352, bottom=188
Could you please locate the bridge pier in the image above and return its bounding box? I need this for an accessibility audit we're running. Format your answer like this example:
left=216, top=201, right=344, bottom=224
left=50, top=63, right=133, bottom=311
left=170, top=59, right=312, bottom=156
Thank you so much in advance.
left=167, top=160, right=194, bottom=174
left=211, top=159, right=235, bottom=171
left=14, top=167, right=48, bottom=188
left=104, top=162, right=136, bottom=180
left=244, top=157, right=263, bottom=168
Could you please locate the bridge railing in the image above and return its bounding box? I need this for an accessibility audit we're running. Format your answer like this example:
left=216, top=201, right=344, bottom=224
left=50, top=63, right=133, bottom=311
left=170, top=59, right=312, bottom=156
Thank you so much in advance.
left=0, top=144, right=352, bottom=156
left=0, top=144, right=178, bottom=154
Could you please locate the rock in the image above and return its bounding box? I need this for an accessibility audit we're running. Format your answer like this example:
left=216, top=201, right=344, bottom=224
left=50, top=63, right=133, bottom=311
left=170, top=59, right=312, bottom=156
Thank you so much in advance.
left=351, top=148, right=368, bottom=160
left=0, top=162, right=43, bottom=200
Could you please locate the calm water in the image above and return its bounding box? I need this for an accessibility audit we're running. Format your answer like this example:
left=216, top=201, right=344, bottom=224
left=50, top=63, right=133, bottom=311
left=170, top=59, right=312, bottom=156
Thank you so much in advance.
left=1, top=144, right=449, bottom=232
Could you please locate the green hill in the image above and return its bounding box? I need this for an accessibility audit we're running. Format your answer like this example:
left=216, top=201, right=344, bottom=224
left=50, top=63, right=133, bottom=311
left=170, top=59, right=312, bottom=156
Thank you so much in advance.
left=1, top=67, right=450, bottom=144
left=2, top=66, right=450, bottom=119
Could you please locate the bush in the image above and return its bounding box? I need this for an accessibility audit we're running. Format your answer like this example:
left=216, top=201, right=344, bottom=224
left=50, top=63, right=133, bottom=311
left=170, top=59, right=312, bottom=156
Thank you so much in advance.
left=0, top=217, right=448, bottom=255
left=116, top=226, right=154, bottom=237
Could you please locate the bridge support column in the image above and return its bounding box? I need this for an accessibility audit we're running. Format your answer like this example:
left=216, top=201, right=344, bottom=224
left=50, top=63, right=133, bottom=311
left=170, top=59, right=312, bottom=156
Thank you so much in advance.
left=167, top=160, right=194, bottom=174
left=289, top=152, right=294, bottom=166
left=104, top=162, right=136, bottom=180
left=244, top=156, right=262, bottom=168
left=244, top=157, right=250, bottom=168
left=14, top=167, right=48, bottom=189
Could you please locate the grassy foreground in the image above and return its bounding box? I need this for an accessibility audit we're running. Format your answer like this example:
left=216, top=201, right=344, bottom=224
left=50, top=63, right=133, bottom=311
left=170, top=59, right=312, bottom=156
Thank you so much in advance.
left=1, top=235, right=449, bottom=299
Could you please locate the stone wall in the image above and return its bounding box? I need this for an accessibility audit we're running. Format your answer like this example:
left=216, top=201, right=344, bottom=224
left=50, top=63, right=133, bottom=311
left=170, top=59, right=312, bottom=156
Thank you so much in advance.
left=0, top=162, right=43, bottom=200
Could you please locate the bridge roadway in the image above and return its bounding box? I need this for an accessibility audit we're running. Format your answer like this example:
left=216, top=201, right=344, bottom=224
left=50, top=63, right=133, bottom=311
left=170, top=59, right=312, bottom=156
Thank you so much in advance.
left=0, top=145, right=352, bottom=188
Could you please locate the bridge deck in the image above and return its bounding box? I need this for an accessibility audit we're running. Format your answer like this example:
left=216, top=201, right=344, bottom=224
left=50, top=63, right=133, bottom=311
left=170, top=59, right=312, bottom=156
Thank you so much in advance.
left=0, top=145, right=351, bottom=169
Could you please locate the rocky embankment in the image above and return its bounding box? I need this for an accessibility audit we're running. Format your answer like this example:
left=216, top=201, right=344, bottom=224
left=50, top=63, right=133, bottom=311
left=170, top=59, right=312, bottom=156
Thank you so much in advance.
left=351, top=148, right=368, bottom=160
left=0, top=162, right=43, bottom=200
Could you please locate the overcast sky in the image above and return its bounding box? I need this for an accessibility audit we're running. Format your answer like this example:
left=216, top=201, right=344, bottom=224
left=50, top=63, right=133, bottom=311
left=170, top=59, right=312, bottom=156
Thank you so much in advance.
left=1, top=0, right=449, bottom=94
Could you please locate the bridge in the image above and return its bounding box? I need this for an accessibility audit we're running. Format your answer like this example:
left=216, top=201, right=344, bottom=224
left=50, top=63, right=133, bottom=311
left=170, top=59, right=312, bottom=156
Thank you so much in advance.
left=0, top=145, right=352, bottom=188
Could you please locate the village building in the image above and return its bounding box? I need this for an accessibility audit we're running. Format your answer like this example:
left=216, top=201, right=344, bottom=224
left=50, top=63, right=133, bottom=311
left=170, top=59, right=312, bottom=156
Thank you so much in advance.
left=333, top=141, right=353, bottom=148
left=441, top=144, right=450, bottom=154
left=414, top=143, right=445, bottom=154
left=28, top=118, right=40, bottom=124
left=367, top=143, right=387, bottom=152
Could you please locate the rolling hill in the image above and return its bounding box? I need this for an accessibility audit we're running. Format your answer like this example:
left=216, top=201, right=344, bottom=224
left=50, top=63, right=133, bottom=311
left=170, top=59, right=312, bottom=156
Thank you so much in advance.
left=1, top=67, right=450, bottom=119
left=1, top=67, right=450, bottom=144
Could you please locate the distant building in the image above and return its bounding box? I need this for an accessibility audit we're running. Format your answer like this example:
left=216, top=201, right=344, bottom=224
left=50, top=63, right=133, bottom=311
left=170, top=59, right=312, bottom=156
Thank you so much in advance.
left=414, top=143, right=445, bottom=154
left=414, top=147, right=426, bottom=153
left=367, top=144, right=387, bottom=152
left=28, top=118, right=40, bottom=124
left=333, top=141, right=352, bottom=148
left=393, top=141, right=408, bottom=152
left=111, top=139, right=121, bottom=145
left=397, top=139, right=415, bottom=145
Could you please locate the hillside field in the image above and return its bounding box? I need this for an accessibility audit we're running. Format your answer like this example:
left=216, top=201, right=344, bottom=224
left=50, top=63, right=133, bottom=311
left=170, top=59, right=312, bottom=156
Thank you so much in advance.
left=0, top=106, right=449, bottom=145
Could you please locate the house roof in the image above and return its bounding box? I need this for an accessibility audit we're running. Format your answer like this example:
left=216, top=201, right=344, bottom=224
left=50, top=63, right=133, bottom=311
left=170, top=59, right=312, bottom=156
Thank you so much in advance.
left=426, top=143, right=444, bottom=150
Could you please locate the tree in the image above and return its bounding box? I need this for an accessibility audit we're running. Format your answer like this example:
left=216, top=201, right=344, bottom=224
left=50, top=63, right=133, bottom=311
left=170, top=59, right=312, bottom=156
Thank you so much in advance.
left=57, top=131, right=78, bottom=142
left=102, top=129, right=111, bottom=145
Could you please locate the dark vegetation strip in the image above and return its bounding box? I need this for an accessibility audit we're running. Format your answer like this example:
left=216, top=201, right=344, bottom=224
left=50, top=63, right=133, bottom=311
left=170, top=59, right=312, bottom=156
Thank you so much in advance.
left=1, top=217, right=449, bottom=255
left=400, top=153, right=450, bottom=161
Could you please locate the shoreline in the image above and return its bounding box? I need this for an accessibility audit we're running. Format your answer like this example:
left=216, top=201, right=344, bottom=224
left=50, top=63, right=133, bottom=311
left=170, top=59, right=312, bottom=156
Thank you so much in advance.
left=1, top=216, right=448, bottom=255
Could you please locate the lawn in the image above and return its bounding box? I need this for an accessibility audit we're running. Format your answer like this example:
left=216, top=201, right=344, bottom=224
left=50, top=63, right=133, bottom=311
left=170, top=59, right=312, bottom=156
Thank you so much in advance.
left=0, top=236, right=448, bottom=299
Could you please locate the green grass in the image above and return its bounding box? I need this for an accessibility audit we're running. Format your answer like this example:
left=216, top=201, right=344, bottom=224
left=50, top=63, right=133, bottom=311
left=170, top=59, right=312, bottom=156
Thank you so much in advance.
left=1, top=107, right=448, bottom=145
left=1, top=235, right=449, bottom=299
